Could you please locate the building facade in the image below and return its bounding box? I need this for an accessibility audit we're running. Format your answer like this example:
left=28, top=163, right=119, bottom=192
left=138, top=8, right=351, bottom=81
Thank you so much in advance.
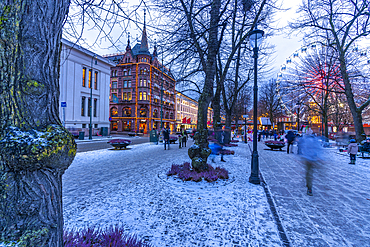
left=104, top=22, right=176, bottom=134
left=176, top=92, right=198, bottom=131
left=59, top=38, right=114, bottom=136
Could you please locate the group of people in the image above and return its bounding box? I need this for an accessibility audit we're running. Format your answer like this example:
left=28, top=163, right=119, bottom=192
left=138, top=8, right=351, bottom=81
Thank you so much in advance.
left=161, top=127, right=188, bottom=150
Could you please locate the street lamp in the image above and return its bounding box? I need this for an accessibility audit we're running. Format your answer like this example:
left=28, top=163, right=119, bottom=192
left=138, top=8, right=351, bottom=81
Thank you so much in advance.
left=89, top=54, right=97, bottom=140
left=248, top=26, right=264, bottom=185
left=296, top=102, right=301, bottom=131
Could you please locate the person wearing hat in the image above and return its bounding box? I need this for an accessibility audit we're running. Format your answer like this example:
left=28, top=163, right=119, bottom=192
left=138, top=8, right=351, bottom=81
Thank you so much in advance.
left=347, top=139, right=358, bottom=165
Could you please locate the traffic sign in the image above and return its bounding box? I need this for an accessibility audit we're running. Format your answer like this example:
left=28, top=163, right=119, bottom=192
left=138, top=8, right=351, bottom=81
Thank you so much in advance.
left=109, top=117, right=112, bottom=121
left=61, top=102, right=66, bottom=107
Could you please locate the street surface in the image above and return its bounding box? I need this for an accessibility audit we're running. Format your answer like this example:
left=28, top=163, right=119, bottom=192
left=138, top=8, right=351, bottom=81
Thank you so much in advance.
left=76, top=135, right=149, bottom=152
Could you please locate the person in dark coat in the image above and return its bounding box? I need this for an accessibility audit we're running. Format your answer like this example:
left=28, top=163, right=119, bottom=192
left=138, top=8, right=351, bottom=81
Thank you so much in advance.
left=182, top=129, right=188, bottom=147
left=362, top=137, right=370, bottom=152
left=286, top=130, right=296, bottom=154
left=162, top=127, right=170, bottom=150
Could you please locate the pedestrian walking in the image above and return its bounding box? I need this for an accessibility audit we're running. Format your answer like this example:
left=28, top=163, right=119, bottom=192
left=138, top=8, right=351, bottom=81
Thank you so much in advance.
left=182, top=129, right=188, bottom=147
left=178, top=128, right=183, bottom=148
left=347, top=139, right=358, bottom=165
left=209, top=142, right=222, bottom=163
left=300, top=134, right=322, bottom=196
left=163, top=127, right=170, bottom=150
left=286, top=130, right=295, bottom=154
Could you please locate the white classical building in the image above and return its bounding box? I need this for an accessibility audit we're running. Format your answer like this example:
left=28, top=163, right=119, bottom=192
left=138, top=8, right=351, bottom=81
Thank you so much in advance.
left=59, top=39, right=115, bottom=137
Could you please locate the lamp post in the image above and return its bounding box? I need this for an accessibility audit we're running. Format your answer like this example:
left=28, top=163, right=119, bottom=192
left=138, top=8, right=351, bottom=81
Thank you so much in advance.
left=248, top=26, right=264, bottom=185
left=296, top=102, right=301, bottom=131
left=244, top=104, right=248, bottom=143
left=89, top=54, right=97, bottom=140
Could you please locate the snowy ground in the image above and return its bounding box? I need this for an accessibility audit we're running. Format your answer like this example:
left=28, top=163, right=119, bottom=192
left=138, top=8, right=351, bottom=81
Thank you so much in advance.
left=62, top=140, right=282, bottom=246
left=258, top=140, right=370, bottom=247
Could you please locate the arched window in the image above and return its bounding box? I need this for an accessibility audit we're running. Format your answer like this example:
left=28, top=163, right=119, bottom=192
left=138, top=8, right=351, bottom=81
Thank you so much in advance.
left=110, top=107, right=118, bottom=117
left=123, top=107, right=131, bottom=117
left=170, top=112, right=174, bottom=119
left=165, top=112, right=169, bottom=119
left=153, top=109, right=158, bottom=118
left=139, top=107, right=147, bottom=117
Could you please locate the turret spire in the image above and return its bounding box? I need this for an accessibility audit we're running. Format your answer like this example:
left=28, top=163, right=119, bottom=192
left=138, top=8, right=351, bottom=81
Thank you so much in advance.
left=139, top=9, right=150, bottom=55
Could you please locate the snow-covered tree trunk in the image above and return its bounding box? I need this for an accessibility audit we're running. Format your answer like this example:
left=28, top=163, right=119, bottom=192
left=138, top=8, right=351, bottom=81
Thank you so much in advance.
left=0, top=1, right=75, bottom=246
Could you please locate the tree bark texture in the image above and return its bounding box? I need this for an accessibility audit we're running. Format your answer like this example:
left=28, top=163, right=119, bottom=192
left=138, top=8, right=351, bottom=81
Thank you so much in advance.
left=0, top=1, right=75, bottom=246
left=188, top=0, right=221, bottom=171
left=338, top=55, right=366, bottom=141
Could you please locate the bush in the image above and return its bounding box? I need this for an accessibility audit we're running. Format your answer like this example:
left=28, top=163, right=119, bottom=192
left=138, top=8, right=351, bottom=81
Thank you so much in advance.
left=167, top=162, right=229, bottom=182
left=64, top=226, right=153, bottom=247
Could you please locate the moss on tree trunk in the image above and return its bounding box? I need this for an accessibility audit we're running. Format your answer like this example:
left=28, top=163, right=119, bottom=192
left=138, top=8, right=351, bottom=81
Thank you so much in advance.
left=0, top=1, right=73, bottom=246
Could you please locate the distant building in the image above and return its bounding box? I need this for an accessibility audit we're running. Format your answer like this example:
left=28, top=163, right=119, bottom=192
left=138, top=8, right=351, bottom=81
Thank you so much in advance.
left=176, top=92, right=198, bottom=131
left=104, top=17, right=176, bottom=134
left=59, top=38, right=114, bottom=137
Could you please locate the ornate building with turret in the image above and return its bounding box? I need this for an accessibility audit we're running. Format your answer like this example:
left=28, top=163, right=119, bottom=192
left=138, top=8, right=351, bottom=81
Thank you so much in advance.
left=104, top=16, right=176, bottom=134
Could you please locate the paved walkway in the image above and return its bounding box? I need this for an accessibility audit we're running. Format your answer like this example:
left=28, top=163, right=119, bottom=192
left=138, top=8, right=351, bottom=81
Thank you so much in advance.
left=63, top=140, right=282, bottom=246
left=257, top=142, right=370, bottom=247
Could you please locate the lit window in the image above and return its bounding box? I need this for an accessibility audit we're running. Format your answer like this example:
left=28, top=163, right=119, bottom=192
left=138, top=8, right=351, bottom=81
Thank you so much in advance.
left=111, top=107, right=118, bottom=117
left=139, top=92, right=143, bottom=100
left=112, top=81, right=117, bottom=88
left=88, top=69, right=92, bottom=88
left=82, top=67, right=86, bottom=87
left=123, top=93, right=127, bottom=100
left=128, top=81, right=131, bottom=87
left=128, top=92, right=132, bottom=100
left=144, top=79, right=147, bottom=87
left=124, top=81, right=127, bottom=88
left=143, top=92, right=147, bottom=100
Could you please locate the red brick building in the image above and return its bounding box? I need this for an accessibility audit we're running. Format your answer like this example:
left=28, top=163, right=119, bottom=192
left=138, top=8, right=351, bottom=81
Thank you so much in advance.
left=104, top=20, right=176, bottom=134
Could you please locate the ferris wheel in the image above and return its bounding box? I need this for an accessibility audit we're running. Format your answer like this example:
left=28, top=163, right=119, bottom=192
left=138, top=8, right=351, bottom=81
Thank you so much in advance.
left=276, top=41, right=370, bottom=121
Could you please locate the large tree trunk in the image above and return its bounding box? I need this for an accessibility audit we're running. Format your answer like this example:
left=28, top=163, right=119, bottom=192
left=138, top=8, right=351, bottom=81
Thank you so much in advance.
left=188, top=0, right=220, bottom=172
left=338, top=54, right=366, bottom=141
left=0, top=1, right=75, bottom=246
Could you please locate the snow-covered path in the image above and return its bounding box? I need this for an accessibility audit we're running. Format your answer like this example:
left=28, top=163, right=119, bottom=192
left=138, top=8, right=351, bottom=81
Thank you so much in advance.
left=259, top=143, right=370, bottom=247
left=63, top=140, right=282, bottom=246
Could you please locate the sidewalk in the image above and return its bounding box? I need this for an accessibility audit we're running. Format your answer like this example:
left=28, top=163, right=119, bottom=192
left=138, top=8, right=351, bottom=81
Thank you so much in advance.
left=62, top=140, right=282, bottom=246
left=258, top=141, right=370, bottom=247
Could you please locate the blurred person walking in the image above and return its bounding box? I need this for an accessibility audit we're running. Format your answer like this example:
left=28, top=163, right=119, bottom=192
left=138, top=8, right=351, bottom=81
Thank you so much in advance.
left=347, top=139, right=358, bottom=165
left=300, top=134, right=323, bottom=196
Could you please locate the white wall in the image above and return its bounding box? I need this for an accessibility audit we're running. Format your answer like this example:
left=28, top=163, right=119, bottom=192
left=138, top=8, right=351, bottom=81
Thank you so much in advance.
left=59, top=39, right=115, bottom=135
